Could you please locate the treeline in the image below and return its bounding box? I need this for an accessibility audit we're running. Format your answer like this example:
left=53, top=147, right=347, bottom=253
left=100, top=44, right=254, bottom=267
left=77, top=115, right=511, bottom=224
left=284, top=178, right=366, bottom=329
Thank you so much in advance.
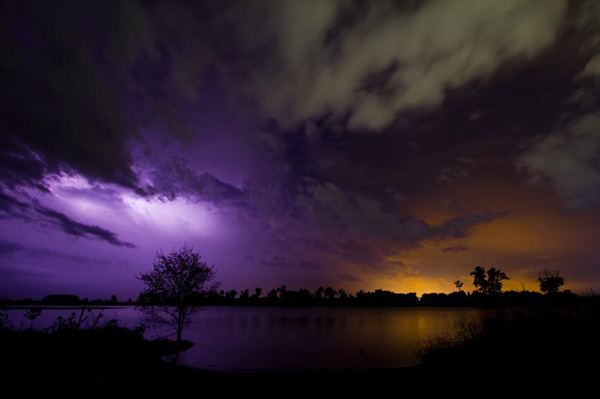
left=140, top=286, right=582, bottom=307
left=1, top=294, right=133, bottom=307
left=2, top=288, right=583, bottom=308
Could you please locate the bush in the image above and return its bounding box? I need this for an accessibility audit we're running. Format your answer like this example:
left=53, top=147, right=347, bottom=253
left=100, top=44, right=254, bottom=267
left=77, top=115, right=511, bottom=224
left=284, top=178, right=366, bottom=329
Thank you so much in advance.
left=415, top=305, right=600, bottom=378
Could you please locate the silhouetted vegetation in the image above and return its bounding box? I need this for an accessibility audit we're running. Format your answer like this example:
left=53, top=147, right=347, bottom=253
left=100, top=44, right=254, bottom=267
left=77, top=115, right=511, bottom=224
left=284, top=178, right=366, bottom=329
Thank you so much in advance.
left=538, top=269, right=565, bottom=294
left=41, top=294, right=81, bottom=305
left=2, top=289, right=584, bottom=309
left=0, top=307, right=192, bottom=387
left=0, top=265, right=587, bottom=310
left=137, top=245, right=220, bottom=342
left=470, top=266, right=509, bottom=294
left=416, top=302, right=600, bottom=380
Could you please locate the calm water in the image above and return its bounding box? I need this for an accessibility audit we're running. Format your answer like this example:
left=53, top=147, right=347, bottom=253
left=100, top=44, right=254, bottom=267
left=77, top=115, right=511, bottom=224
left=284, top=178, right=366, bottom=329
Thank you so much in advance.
left=5, top=306, right=488, bottom=371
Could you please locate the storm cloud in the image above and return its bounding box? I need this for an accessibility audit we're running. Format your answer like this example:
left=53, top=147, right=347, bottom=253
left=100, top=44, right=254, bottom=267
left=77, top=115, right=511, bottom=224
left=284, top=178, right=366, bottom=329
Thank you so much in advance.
left=34, top=207, right=135, bottom=248
left=215, top=0, right=568, bottom=131
left=519, top=111, right=600, bottom=210
left=2, top=1, right=600, bottom=298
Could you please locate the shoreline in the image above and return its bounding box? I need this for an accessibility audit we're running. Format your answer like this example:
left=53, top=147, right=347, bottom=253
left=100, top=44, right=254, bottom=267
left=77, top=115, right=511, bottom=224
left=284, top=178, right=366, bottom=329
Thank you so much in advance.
left=3, top=304, right=598, bottom=393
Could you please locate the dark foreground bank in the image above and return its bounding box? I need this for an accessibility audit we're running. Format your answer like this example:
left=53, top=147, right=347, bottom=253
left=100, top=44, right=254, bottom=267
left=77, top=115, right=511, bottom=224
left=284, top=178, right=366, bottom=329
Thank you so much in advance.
left=2, top=304, right=599, bottom=394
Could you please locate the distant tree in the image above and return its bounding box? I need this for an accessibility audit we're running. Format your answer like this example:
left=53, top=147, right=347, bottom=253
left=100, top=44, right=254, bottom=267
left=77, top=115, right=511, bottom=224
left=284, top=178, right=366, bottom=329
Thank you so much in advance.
left=42, top=294, right=80, bottom=305
left=470, top=266, right=509, bottom=294
left=454, top=280, right=464, bottom=292
left=225, top=290, right=238, bottom=300
left=538, top=269, right=565, bottom=294
left=240, top=289, right=250, bottom=300
left=324, top=286, right=338, bottom=300
left=110, top=295, right=118, bottom=304
left=296, top=288, right=311, bottom=302
left=487, top=268, right=509, bottom=293
left=470, top=266, right=488, bottom=293
left=314, top=286, right=324, bottom=300
left=252, top=287, right=262, bottom=299
left=137, top=245, right=219, bottom=342
left=277, top=285, right=287, bottom=297
left=266, top=288, right=279, bottom=301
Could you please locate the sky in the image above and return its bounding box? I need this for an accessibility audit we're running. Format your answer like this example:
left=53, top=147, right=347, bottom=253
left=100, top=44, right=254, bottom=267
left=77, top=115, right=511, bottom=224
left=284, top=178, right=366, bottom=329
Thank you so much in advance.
left=2, top=0, right=600, bottom=300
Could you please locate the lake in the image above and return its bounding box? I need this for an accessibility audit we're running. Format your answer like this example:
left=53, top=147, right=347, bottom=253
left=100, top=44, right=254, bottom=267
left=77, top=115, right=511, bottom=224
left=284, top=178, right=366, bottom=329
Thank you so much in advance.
left=4, top=306, right=488, bottom=371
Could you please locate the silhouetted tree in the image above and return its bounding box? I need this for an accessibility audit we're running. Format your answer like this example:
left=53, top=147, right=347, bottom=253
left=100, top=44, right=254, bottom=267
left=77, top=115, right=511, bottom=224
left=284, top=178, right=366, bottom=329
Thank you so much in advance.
left=538, top=269, right=565, bottom=294
left=137, top=245, right=219, bottom=342
left=471, top=266, right=488, bottom=293
left=454, top=280, right=464, bottom=292
left=225, top=290, right=238, bottom=300
left=314, top=286, right=324, bottom=300
left=324, top=286, right=338, bottom=300
left=487, top=268, right=509, bottom=293
left=266, top=288, right=278, bottom=301
left=296, top=288, right=312, bottom=303
left=470, top=266, right=509, bottom=294
left=42, top=294, right=80, bottom=305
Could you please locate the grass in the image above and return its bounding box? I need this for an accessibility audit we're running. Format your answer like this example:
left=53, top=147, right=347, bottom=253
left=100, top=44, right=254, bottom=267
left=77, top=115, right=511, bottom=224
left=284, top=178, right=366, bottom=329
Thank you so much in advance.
left=414, top=304, right=600, bottom=382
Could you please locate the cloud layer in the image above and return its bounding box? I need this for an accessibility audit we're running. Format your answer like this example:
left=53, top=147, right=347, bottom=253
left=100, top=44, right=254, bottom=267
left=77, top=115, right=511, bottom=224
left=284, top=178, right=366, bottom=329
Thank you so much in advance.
left=217, top=0, right=567, bottom=131
left=519, top=111, right=600, bottom=210
left=2, top=1, right=600, bottom=297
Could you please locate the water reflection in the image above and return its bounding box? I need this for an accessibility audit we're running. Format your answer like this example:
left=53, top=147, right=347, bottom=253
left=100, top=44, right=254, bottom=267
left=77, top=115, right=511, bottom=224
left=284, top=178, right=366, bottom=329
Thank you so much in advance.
left=5, top=306, right=487, bottom=371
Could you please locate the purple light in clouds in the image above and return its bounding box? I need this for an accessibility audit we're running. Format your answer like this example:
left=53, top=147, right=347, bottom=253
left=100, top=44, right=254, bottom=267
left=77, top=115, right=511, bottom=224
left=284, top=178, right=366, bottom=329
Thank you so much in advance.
left=44, top=173, right=219, bottom=237
left=2, top=1, right=600, bottom=300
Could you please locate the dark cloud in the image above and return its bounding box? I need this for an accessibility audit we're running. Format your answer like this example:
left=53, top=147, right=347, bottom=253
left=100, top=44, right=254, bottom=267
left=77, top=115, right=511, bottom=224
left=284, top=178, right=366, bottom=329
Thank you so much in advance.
left=441, top=245, right=469, bottom=253
left=434, top=211, right=510, bottom=238
left=337, top=274, right=361, bottom=283
left=0, top=188, right=134, bottom=248
left=338, top=240, right=388, bottom=268
left=144, top=155, right=244, bottom=204
left=518, top=111, right=600, bottom=210
left=259, top=254, right=287, bottom=268
left=0, top=137, right=49, bottom=192
left=0, top=239, right=24, bottom=257
left=0, top=191, right=30, bottom=218
left=212, top=0, right=568, bottom=131
left=34, top=206, right=135, bottom=248
left=0, top=260, right=54, bottom=279
left=296, top=178, right=508, bottom=243
left=0, top=1, right=142, bottom=192
left=0, top=239, right=109, bottom=264
left=295, top=260, right=321, bottom=271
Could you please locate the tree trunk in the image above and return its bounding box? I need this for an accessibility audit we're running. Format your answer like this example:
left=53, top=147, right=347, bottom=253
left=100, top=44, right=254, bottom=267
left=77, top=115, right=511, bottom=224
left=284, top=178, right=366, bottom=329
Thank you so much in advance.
left=176, top=306, right=183, bottom=342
